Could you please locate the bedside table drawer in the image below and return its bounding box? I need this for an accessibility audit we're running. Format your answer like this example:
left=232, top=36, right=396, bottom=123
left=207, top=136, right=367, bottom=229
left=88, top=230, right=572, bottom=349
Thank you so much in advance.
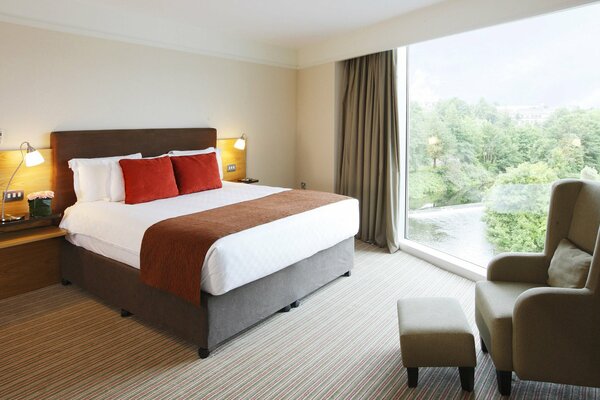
left=0, top=237, right=62, bottom=300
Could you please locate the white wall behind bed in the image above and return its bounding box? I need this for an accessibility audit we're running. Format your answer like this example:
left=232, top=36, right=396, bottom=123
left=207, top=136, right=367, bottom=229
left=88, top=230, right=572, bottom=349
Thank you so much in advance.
left=0, top=22, right=297, bottom=188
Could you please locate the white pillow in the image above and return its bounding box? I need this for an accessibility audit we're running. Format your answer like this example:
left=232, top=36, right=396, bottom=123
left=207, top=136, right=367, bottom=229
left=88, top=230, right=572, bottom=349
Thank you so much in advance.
left=68, top=153, right=142, bottom=202
left=168, top=148, right=223, bottom=179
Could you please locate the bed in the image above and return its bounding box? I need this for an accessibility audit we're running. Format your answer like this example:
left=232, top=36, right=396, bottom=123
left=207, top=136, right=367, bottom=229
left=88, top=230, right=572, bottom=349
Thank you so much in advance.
left=51, top=128, right=357, bottom=358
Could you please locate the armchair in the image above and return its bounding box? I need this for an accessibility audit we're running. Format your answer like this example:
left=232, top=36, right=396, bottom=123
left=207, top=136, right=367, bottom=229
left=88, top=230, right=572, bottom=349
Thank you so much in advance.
left=475, top=179, right=600, bottom=395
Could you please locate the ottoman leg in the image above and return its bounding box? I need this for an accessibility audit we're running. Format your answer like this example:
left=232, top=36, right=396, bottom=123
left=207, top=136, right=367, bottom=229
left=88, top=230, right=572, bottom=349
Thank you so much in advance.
left=458, top=367, right=474, bottom=392
left=496, top=370, right=512, bottom=396
left=407, top=367, right=418, bottom=388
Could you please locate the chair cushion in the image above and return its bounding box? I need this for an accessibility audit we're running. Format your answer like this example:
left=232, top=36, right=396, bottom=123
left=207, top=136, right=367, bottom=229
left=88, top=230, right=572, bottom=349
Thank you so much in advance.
left=475, top=281, right=546, bottom=371
left=547, top=238, right=592, bottom=288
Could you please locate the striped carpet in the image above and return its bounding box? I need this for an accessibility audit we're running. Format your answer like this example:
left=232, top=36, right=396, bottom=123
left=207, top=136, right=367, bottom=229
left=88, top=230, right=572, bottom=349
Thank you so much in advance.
left=1, top=240, right=598, bottom=399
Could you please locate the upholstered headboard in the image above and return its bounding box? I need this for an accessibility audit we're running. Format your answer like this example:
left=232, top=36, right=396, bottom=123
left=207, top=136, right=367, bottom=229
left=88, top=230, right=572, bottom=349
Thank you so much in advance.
left=51, top=128, right=217, bottom=216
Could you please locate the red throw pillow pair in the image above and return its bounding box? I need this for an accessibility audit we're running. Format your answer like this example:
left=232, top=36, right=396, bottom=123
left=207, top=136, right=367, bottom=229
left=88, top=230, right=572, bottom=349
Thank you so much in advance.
left=119, top=153, right=222, bottom=204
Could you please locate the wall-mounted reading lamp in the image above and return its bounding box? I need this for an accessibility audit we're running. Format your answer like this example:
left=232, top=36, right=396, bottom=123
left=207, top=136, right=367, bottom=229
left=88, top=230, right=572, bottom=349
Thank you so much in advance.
left=234, top=133, right=247, bottom=151
left=1, top=141, right=45, bottom=223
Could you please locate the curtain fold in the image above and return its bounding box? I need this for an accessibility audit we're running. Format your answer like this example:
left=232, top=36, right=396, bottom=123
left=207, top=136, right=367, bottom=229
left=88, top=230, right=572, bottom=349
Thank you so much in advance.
left=337, top=50, right=401, bottom=252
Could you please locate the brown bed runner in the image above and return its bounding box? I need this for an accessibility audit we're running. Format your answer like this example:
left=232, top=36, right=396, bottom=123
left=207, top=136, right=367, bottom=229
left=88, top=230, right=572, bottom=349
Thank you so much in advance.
left=140, top=189, right=350, bottom=306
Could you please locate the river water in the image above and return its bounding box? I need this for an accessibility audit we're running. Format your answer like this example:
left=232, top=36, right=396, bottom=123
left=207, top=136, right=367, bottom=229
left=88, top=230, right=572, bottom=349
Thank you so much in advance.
left=407, top=203, right=497, bottom=267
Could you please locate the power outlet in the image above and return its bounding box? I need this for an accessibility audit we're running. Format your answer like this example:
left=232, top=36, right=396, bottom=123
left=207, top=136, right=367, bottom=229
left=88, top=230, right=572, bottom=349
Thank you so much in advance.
left=227, top=164, right=236, bottom=172
left=3, top=190, right=25, bottom=202
left=301, top=182, right=307, bottom=190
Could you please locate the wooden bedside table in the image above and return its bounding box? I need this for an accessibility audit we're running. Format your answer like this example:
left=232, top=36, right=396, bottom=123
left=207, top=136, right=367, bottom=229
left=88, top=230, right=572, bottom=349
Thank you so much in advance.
left=0, top=226, right=66, bottom=300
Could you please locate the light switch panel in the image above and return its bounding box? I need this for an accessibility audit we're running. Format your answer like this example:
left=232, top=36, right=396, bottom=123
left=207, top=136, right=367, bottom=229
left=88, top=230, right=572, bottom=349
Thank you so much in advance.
left=3, top=190, right=25, bottom=202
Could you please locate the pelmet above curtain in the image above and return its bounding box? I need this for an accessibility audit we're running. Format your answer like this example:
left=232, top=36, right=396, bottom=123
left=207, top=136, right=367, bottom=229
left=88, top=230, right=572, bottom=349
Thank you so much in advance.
left=337, top=50, right=401, bottom=252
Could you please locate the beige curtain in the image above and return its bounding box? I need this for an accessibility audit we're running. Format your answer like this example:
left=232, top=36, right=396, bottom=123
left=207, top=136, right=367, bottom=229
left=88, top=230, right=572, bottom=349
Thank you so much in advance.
left=337, top=50, right=401, bottom=252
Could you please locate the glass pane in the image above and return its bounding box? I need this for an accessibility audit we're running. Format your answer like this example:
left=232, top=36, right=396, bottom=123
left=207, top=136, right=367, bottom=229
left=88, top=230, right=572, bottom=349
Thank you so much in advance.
left=405, top=4, right=600, bottom=267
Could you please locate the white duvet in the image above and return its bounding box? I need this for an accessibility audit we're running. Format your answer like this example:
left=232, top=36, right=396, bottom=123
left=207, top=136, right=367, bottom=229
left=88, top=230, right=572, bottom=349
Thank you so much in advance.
left=60, top=182, right=359, bottom=295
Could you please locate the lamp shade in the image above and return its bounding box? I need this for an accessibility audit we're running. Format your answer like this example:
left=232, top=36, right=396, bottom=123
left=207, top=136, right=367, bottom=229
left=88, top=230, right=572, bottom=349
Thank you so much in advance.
left=1, top=141, right=46, bottom=223
left=25, top=149, right=44, bottom=167
left=234, top=134, right=247, bottom=150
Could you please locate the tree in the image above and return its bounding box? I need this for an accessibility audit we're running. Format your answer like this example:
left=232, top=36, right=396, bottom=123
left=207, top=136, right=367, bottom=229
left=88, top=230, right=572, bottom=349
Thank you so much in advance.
left=408, top=101, right=600, bottom=226
left=484, top=162, right=558, bottom=252
left=434, top=159, right=493, bottom=206
left=408, top=169, right=446, bottom=209
left=581, top=166, right=600, bottom=181
left=408, top=102, right=429, bottom=172
left=544, top=108, right=600, bottom=171
left=510, top=125, right=549, bottom=165
left=548, top=136, right=584, bottom=178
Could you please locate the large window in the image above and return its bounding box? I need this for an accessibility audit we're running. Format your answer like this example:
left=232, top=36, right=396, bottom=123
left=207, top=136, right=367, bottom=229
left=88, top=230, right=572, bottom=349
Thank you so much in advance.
left=405, top=4, right=600, bottom=267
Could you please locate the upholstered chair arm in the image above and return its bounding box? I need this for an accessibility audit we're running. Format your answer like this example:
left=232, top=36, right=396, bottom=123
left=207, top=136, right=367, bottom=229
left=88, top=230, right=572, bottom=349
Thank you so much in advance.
left=513, top=287, right=600, bottom=387
left=486, top=253, right=549, bottom=284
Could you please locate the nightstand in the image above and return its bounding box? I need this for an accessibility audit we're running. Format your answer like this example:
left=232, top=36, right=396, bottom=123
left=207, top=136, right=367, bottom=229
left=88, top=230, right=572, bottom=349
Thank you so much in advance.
left=238, top=178, right=259, bottom=184
left=0, top=213, right=62, bottom=233
left=0, top=226, right=66, bottom=300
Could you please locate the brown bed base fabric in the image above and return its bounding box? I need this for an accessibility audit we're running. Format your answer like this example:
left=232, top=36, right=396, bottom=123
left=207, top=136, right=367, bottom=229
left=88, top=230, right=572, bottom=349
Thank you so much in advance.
left=141, top=189, right=351, bottom=306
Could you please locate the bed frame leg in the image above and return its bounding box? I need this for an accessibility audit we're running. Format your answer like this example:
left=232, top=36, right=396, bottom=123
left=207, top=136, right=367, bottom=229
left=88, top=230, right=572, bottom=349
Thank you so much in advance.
left=198, top=348, right=210, bottom=359
left=291, top=300, right=300, bottom=308
left=120, top=309, right=133, bottom=318
left=61, top=278, right=71, bottom=286
left=343, top=270, right=352, bottom=277
left=279, top=305, right=292, bottom=312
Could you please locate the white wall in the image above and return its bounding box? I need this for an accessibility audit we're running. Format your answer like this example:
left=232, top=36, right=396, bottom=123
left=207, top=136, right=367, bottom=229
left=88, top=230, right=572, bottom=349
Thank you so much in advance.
left=0, top=22, right=297, bottom=187
left=0, top=0, right=297, bottom=68
left=296, top=63, right=336, bottom=192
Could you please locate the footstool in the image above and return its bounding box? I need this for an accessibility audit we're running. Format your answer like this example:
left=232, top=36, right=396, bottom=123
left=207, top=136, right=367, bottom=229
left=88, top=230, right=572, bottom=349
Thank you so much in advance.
left=397, top=297, right=476, bottom=391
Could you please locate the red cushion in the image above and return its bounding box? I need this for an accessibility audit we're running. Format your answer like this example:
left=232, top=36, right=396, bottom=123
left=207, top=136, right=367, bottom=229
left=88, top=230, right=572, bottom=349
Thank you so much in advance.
left=170, top=153, right=222, bottom=195
left=119, top=157, right=179, bottom=204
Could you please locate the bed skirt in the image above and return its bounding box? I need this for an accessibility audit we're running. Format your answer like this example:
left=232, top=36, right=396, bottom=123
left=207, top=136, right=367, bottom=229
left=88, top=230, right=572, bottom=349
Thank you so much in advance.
left=60, top=238, right=354, bottom=353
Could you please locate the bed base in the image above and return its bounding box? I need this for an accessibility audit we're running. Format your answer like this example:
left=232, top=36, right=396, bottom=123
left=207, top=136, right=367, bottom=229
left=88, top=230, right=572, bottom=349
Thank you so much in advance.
left=60, top=238, right=354, bottom=357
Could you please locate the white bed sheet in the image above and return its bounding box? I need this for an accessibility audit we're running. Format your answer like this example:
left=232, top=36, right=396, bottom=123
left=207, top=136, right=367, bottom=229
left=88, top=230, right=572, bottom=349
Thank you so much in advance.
left=60, top=182, right=359, bottom=295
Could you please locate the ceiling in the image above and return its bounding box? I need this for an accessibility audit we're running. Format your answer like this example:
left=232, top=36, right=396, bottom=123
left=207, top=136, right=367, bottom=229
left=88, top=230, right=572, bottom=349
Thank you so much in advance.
left=0, top=0, right=448, bottom=67
left=73, top=0, right=446, bottom=48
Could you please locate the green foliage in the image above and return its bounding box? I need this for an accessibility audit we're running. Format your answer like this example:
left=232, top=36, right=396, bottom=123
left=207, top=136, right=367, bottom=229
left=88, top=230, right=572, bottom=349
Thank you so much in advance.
left=408, top=169, right=446, bottom=209
left=484, top=212, right=548, bottom=252
left=408, top=99, right=600, bottom=255
left=494, top=162, right=559, bottom=186
left=544, top=108, right=600, bottom=169
left=581, top=166, right=600, bottom=180
left=478, top=121, right=520, bottom=172
left=483, top=163, right=558, bottom=252
left=437, top=160, right=493, bottom=206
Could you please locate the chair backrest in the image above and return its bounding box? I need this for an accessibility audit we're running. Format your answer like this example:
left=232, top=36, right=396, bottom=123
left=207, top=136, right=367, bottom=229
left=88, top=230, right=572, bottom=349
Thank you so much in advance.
left=547, top=180, right=600, bottom=293
left=545, top=180, right=600, bottom=291
left=568, top=181, right=600, bottom=254
left=587, top=229, right=600, bottom=293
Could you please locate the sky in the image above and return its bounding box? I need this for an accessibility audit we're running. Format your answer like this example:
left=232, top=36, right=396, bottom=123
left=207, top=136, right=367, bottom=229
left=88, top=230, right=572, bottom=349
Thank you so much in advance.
left=408, top=3, right=600, bottom=108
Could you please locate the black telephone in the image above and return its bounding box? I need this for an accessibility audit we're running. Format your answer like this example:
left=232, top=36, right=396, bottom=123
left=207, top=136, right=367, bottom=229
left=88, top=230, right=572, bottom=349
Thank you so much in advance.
left=239, top=178, right=259, bottom=184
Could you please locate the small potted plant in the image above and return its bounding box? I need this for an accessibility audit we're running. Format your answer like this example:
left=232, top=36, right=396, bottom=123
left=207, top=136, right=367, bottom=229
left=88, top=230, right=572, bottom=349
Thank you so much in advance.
left=27, top=190, right=54, bottom=217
